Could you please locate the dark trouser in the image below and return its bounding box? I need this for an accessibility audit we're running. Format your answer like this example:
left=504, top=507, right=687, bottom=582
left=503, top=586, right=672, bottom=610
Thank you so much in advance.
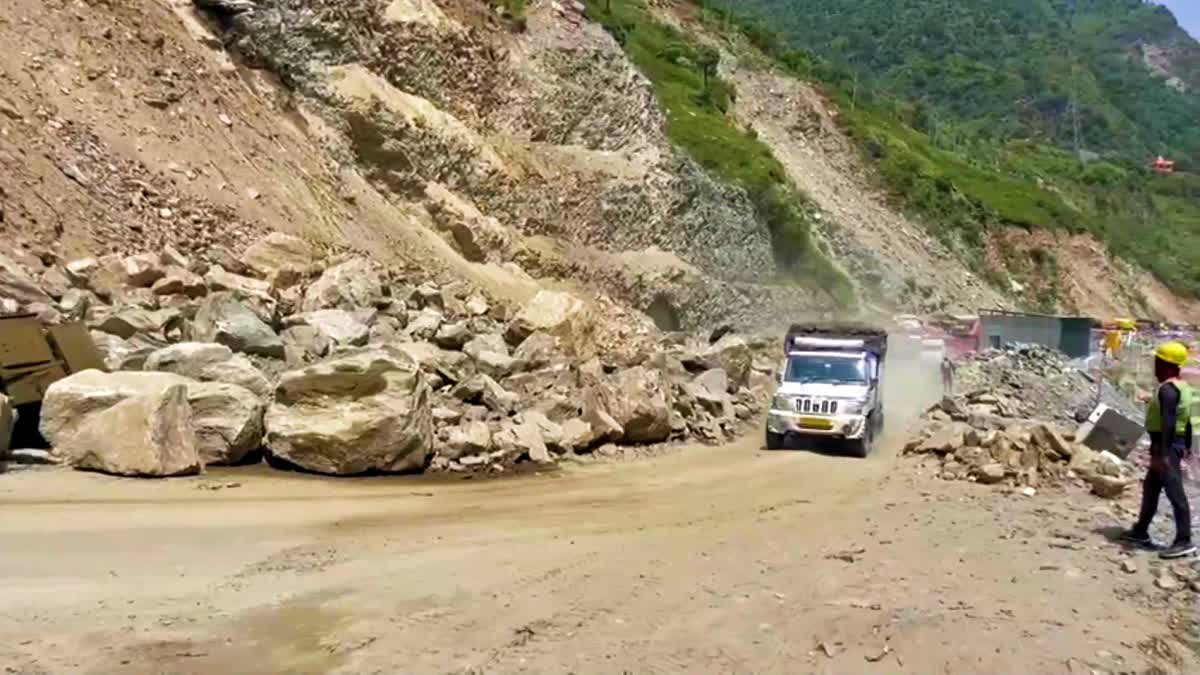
left=1134, top=443, right=1192, bottom=544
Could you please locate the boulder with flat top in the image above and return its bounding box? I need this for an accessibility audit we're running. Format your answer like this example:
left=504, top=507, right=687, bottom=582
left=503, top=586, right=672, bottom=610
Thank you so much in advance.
left=264, top=347, right=433, bottom=475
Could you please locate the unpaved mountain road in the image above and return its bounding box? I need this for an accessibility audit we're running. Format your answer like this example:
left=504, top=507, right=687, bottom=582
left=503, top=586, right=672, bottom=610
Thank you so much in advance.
left=3, top=419, right=1193, bottom=675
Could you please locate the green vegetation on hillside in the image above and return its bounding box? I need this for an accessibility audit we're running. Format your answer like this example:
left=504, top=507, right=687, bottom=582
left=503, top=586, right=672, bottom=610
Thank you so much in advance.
left=583, top=0, right=853, bottom=301
left=694, top=0, right=1200, bottom=301
left=709, top=0, right=1200, bottom=166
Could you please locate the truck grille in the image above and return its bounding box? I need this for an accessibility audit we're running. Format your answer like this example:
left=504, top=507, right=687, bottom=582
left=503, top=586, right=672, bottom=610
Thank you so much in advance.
left=794, top=398, right=839, bottom=415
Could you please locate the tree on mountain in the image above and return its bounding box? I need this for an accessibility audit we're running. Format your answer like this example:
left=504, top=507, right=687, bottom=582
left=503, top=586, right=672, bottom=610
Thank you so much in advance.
left=696, top=45, right=721, bottom=94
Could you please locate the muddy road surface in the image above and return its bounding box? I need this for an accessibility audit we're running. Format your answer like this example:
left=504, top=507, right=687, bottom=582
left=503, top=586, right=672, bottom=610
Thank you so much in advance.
left=0, top=368, right=1192, bottom=674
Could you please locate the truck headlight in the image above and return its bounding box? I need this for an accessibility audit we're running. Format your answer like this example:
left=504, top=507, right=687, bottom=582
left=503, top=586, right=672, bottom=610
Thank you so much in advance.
left=841, top=399, right=866, bottom=415
left=771, top=395, right=793, bottom=411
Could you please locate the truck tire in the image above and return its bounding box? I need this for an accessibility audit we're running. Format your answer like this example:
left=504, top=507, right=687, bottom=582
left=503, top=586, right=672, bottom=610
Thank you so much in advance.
left=847, top=419, right=873, bottom=458
left=765, top=430, right=785, bottom=450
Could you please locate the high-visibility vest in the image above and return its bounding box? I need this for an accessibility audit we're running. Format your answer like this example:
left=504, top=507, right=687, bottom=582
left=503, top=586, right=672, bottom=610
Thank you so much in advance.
left=1146, top=380, right=1200, bottom=437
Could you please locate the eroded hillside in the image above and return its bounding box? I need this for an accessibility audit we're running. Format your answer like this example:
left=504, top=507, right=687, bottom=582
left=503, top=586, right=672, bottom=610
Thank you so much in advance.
left=0, top=0, right=861, bottom=338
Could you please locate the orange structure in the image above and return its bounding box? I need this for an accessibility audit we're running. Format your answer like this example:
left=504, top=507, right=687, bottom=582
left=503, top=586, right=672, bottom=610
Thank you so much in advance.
left=1153, top=156, right=1175, bottom=175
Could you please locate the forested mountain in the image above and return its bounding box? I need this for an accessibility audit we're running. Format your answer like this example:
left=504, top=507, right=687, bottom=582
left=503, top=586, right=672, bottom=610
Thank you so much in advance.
left=712, top=0, right=1200, bottom=167
left=687, top=0, right=1200, bottom=301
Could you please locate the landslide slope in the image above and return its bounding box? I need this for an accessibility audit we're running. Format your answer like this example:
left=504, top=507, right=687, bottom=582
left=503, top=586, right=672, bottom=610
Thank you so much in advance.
left=1, top=0, right=888, bottom=337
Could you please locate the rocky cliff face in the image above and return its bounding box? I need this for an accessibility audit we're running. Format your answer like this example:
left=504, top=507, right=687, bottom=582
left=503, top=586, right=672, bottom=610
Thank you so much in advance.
left=199, top=0, right=832, bottom=331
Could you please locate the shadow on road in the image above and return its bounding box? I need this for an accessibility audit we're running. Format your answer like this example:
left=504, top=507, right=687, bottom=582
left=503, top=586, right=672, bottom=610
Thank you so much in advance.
left=1092, top=525, right=1162, bottom=552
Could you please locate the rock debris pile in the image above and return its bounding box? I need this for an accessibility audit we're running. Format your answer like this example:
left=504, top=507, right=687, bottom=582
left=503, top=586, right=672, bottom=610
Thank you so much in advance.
left=954, top=344, right=1142, bottom=423
left=0, top=235, right=778, bottom=478
left=905, top=396, right=1138, bottom=498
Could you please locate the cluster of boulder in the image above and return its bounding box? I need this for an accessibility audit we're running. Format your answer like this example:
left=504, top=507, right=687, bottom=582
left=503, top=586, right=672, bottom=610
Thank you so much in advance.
left=904, top=393, right=1138, bottom=498
left=0, top=234, right=778, bottom=477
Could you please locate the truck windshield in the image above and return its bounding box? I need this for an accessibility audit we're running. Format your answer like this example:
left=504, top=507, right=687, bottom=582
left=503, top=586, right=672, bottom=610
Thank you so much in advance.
left=784, top=355, right=867, bottom=384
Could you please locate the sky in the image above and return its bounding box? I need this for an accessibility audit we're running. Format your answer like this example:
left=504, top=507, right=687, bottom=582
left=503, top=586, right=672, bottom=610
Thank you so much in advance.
left=1158, top=0, right=1200, bottom=39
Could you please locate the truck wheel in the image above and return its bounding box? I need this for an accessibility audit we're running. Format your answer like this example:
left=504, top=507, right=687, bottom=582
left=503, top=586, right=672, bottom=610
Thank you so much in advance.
left=765, top=430, right=785, bottom=450
left=848, top=420, right=873, bottom=458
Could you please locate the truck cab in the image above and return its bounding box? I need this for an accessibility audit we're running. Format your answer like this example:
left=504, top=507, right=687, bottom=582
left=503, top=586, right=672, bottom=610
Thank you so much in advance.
left=765, top=327, right=886, bottom=457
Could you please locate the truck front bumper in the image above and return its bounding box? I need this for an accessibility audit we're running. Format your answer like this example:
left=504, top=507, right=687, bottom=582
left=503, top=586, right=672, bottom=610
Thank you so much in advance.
left=766, top=410, right=868, bottom=440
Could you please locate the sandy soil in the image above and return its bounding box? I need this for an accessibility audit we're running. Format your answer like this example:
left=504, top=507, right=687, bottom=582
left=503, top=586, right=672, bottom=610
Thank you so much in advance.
left=2, top=397, right=1196, bottom=673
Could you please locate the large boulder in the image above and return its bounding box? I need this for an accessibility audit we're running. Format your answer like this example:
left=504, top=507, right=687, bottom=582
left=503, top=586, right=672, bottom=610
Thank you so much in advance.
left=493, top=420, right=551, bottom=463
left=369, top=314, right=405, bottom=344
left=120, top=254, right=166, bottom=288
left=516, top=409, right=564, bottom=451
left=144, top=342, right=272, bottom=398
left=905, top=423, right=969, bottom=455
left=703, top=334, right=751, bottom=390
left=559, top=418, right=594, bottom=454
left=463, top=333, right=517, bottom=377
left=0, top=253, right=52, bottom=306
left=39, top=369, right=264, bottom=467
left=40, top=370, right=194, bottom=448
left=689, top=368, right=733, bottom=417
left=583, top=366, right=673, bottom=444
left=65, top=256, right=114, bottom=298
left=451, top=374, right=518, bottom=413
left=433, top=321, right=471, bottom=350
left=152, top=266, right=207, bottom=298
left=504, top=290, right=586, bottom=346
left=205, top=245, right=254, bottom=277
left=513, top=332, right=560, bottom=370
left=464, top=333, right=510, bottom=359
left=39, top=266, right=72, bottom=301
left=284, top=310, right=370, bottom=347
left=205, top=265, right=273, bottom=301
left=264, top=347, right=433, bottom=475
left=242, top=233, right=320, bottom=279
left=93, top=307, right=174, bottom=339
left=60, top=384, right=202, bottom=477
left=302, top=258, right=383, bottom=311
left=90, top=331, right=166, bottom=371
left=66, top=254, right=169, bottom=300
left=58, top=288, right=94, bottom=320
left=405, top=308, right=445, bottom=341
left=281, top=325, right=333, bottom=364
left=204, top=267, right=276, bottom=323
left=503, top=364, right=573, bottom=397
left=187, top=382, right=265, bottom=465
left=193, top=293, right=284, bottom=358
left=392, top=341, right=473, bottom=385
left=440, top=420, right=492, bottom=460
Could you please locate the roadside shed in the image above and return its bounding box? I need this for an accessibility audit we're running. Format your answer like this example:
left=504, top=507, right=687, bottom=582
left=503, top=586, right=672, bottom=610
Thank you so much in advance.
left=979, top=310, right=1093, bottom=358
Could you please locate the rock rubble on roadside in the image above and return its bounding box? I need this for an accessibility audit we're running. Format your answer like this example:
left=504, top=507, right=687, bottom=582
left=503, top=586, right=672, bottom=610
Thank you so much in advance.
left=904, top=394, right=1138, bottom=498
left=2, top=233, right=782, bottom=479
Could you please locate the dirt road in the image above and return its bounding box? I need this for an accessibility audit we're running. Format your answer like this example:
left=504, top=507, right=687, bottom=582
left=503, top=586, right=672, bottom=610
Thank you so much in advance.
left=2, top=402, right=1194, bottom=674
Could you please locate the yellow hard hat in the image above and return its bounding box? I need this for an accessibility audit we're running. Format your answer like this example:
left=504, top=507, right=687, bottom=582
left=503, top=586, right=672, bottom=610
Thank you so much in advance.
left=1155, top=341, right=1189, bottom=366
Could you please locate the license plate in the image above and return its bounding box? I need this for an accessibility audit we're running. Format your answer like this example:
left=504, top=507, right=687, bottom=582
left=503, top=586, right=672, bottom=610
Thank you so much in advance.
left=799, top=416, right=833, bottom=430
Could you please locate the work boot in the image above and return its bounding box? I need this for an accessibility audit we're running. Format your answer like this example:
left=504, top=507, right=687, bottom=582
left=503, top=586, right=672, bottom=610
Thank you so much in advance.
left=1119, top=529, right=1154, bottom=548
left=1160, top=541, right=1197, bottom=560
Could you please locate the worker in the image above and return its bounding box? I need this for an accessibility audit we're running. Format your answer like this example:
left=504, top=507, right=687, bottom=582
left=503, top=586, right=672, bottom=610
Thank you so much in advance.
left=1121, top=341, right=1197, bottom=559
left=940, top=354, right=955, bottom=394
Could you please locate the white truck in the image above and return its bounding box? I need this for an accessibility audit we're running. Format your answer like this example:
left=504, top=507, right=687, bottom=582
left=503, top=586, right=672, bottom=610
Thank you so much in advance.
left=765, top=324, right=887, bottom=457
